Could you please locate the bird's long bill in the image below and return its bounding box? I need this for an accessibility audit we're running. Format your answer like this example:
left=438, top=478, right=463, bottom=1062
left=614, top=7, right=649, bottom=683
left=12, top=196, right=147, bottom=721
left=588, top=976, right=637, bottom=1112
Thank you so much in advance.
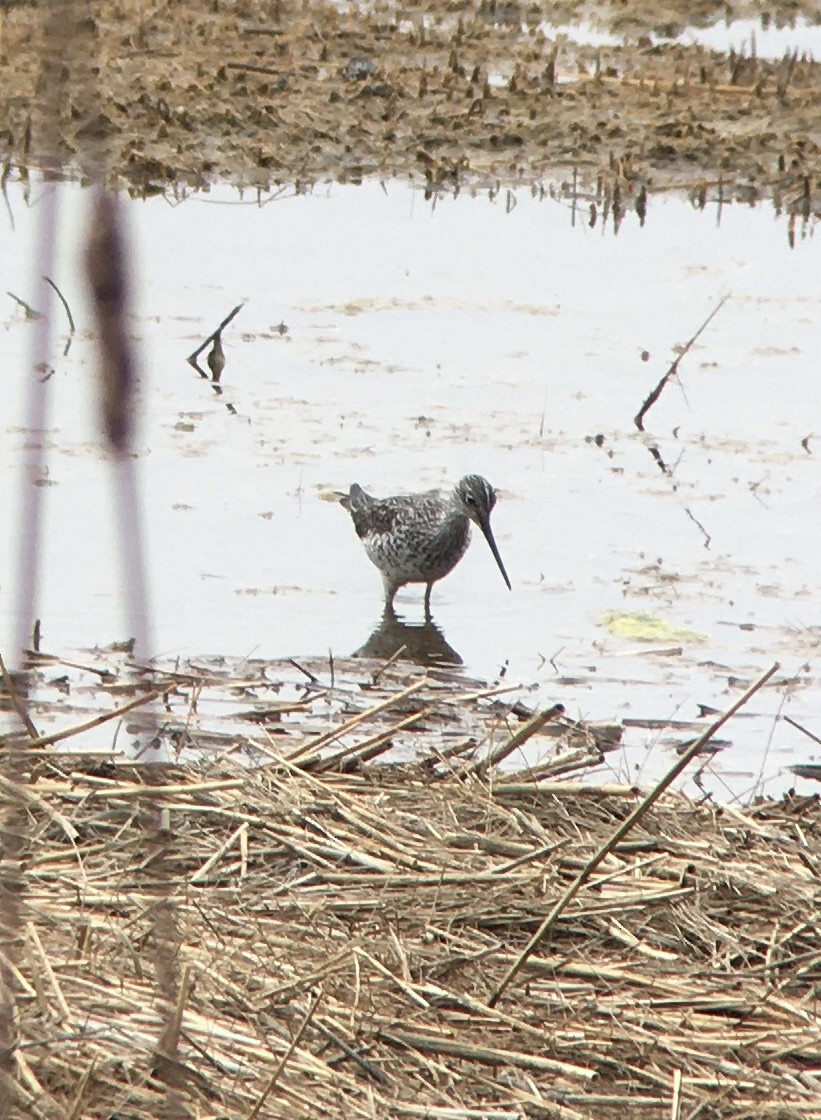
left=478, top=515, right=512, bottom=591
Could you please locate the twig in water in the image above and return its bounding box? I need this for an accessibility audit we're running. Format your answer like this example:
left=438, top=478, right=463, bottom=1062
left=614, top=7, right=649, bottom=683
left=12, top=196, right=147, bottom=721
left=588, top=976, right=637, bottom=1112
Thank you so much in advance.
left=285, top=678, right=429, bottom=765
left=647, top=443, right=670, bottom=475
left=2, top=690, right=161, bottom=752
left=634, top=296, right=729, bottom=431
left=313, top=703, right=437, bottom=772
left=0, top=653, right=39, bottom=741
left=371, top=643, right=408, bottom=686
left=487, top=661, right=780, bottom=1006
left=7, top=291, right=41, bottom=319
left=783, top=714, right=821, bottom=749
left=42, top=275, right=75, bottom=331
left=751, top=670, right=791, bottom=800
left=287, top=657, right=319, bottom=685
left=187, top=302, right=244, bottom=378
left=684, top=506, right=711, bottom=549
left=467, top=704, right=565, bottom=776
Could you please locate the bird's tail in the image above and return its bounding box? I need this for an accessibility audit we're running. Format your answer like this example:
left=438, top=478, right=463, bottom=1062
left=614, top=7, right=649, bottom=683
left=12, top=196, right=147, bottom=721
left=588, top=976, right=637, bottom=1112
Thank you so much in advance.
left=340, top=483, right=367, bottom=511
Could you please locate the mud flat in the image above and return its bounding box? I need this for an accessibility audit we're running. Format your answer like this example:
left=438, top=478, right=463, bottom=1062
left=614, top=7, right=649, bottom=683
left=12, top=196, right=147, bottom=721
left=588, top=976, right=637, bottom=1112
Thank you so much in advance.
left=0, top=0, right=818, bottom=215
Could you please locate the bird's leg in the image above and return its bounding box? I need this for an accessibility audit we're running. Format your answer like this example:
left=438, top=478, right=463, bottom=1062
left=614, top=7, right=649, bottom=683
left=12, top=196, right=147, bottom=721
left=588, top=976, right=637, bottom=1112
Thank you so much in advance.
left=424, top=582, right=433, bottom=619
left=382, top=575, right=399, bottom=612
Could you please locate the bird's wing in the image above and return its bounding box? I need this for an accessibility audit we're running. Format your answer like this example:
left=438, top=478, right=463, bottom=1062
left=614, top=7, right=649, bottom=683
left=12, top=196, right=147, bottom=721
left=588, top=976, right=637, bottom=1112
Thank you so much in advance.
left=348, top=497, right=402, bottom=540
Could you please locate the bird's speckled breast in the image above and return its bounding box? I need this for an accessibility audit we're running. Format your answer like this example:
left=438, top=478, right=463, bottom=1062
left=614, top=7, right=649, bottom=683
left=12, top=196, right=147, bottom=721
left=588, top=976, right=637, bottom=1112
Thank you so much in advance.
left=363, top=496, right=471, bottom=586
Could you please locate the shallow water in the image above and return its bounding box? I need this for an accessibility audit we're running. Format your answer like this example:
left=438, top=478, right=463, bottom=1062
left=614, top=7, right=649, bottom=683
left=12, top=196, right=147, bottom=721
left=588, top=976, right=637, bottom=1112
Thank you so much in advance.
left=1, top=177, right=819, bottom=798
left=546, top=15, right=819, bottom=60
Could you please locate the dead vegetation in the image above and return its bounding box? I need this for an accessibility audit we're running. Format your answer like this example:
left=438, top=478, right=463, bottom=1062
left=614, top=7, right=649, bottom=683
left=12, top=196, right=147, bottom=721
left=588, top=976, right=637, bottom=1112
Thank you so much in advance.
left=1, top=652, right=820, bottom=1119
left=0, top=0, right=819, bottom=214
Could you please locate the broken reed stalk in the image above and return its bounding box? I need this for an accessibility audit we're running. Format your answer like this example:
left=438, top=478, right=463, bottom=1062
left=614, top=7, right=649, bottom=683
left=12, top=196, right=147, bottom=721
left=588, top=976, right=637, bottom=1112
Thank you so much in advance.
left=0, top=690, right=161, bottom=752
left=285, top=678, right=430, bottom=763
left=634, top=295, right=729, bottom=431
left=381, top=1027, right=590, bottom=1075
left=186, top=302, right=244, bottom=376
left=783, top=714, right=821, bottom=748
left=23, top=649, right=117, bottom=681
left=189, top=822, right=248, bottom=883
left=505, top=745, right=608, bottom=783
left=312, top=704, right=438, bottom=771
left=314, top=1016, right=390, bottom=1086
left=370, top=643, right=410, bottom=686
left=6, top=292, right=41, bottom=320
left=488, top=660, right=780, bottom=1006
left=309, top=681, right=526, bottom=772
left=467, top=703, right=565, bottom=776
left=42, top=276, right=75, bottom=336
left=0, top=771, right=78, bottom=842
left=0, top=653, right=38, bottom=741
left=247, top=989, right=321, bottom=1119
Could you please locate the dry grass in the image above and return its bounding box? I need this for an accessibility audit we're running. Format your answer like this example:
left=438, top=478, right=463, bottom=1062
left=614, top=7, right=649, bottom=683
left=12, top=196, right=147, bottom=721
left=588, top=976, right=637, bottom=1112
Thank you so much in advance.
left=1, top=653, right=820, bottom=1118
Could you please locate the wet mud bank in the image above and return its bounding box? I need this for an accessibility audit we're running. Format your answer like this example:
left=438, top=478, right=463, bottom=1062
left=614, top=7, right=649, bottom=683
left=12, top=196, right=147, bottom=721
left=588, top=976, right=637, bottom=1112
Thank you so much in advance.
left=0, top=0, right=818, bottom=215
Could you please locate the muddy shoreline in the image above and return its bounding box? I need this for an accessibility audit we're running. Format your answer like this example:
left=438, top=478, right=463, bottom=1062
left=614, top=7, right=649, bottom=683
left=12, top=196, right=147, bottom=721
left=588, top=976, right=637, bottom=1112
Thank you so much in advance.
left=0, top=1, right=818, bottom=214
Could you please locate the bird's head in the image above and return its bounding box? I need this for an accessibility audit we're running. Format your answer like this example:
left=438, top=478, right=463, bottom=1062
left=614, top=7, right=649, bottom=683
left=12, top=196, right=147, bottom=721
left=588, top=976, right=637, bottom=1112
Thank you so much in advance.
left=455, top=474, right=497, bottom=523
left=454, top=475, right=511, bottom=591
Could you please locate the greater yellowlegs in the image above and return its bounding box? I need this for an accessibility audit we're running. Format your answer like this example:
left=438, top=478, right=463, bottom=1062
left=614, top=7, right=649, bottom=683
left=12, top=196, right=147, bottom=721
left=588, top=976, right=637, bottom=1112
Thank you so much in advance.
left=341, top=474, right=511, bottom=612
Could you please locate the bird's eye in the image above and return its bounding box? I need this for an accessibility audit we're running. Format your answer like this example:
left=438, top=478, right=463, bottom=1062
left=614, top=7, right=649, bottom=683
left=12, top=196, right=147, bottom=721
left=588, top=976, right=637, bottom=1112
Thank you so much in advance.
left=466, top=494, right=477, bottom=505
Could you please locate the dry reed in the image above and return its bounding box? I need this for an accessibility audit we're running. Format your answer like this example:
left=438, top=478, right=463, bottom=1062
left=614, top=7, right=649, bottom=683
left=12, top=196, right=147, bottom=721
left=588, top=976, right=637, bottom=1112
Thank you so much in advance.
left=0, top=650, right=818, bottom=1118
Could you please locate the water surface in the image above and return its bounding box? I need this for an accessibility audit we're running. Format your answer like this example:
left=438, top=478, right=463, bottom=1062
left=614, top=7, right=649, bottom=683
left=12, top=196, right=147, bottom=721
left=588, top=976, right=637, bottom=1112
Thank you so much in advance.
left=1, top=178, right=818, bottom=797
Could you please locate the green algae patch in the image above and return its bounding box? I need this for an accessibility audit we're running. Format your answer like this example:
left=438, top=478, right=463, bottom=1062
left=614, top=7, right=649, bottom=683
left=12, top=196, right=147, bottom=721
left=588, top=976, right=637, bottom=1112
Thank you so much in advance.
left=599, top=610, right=707, bottom=644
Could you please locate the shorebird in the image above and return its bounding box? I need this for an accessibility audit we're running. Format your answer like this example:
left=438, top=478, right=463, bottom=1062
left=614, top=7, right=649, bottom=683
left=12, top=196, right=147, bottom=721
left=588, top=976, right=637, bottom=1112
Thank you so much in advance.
left=341, top=474, right=511, bottom=613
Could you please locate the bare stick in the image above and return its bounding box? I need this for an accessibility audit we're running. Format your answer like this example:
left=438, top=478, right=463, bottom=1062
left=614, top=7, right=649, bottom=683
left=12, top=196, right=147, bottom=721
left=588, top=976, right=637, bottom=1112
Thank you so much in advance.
left=467, top=704, right=565, bottom=776
left=247, top=990, right=321, bottom=1119
left=23, top=649, right=116, bottom=681
left=488, top=661, right=780, bottom=1006
left=783, top=714, right=821, bottom=749
left=634, top=296, right=729, bottom=431
left=286, top=657, right=319, bottom=685
left=6, top=292, right=41, bottom=320
left=186, top=302, right=244, bottom=377
left=310, top=1014, right=391, bottom=1085
left=156, top=963, right=192, bottom=1070
left=225, top=62, right=284, bottom=77
left=684, top=506, right=712, bottom=549
left=1, top=689, right=160, bottom=751
left=0, top=653, right=38, bottom=741
left=285, top=679, right=429, bottom=763
left=371, top=643, right=409, bottom=686
left=43, top=276, right=75, bottom=335
left=312, top=704, right=437, bottom=771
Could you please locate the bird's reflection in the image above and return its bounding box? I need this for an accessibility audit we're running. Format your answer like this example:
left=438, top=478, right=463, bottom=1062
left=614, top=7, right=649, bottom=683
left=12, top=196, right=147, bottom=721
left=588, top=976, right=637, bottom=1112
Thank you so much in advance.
left=352, top=605, right=462, bottom=667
